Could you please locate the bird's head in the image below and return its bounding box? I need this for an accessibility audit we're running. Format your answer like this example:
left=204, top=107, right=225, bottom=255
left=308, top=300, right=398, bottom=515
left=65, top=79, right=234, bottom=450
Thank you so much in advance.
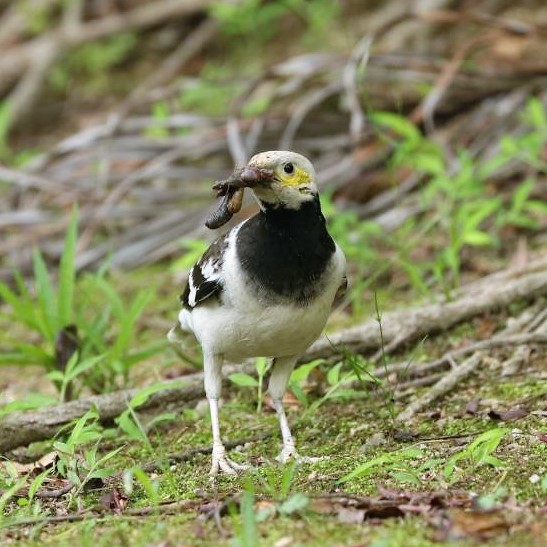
left=238, top=151, right=318, bottom=210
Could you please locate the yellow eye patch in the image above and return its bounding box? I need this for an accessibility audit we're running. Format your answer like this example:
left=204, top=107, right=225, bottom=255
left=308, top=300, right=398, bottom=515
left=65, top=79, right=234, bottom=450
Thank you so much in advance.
left=279, top=166, right=311, bottom=187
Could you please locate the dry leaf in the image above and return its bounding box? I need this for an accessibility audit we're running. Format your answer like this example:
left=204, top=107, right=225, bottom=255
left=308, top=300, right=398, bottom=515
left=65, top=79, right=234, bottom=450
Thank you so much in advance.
left=0, top=451, right=58, bottom=476
left=264, top=391, right=301, bottom=411
left=100, top=488, right=129, bottom=514
left=337, top=507, right=365, bottom=524
left=488, top=408, right=529, bottom=422
left=465, top=399, right=481, bottom=415
left=439, top=509, right=509, bottom=541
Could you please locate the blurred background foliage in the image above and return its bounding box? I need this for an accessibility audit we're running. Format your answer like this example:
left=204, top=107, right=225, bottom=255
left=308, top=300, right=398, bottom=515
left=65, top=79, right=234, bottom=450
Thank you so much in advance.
left=0, top=0, right=546, bottom=397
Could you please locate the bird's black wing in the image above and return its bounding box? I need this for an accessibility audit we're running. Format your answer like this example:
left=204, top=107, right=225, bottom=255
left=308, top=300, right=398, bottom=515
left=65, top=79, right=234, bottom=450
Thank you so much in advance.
left=180, top=233, right=229, bottom=309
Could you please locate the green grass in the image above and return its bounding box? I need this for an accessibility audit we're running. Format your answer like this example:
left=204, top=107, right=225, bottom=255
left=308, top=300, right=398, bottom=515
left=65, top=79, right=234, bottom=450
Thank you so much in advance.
left=2, top=368, right=546, bottom=544
left=0, top=209, right=168, bottom=399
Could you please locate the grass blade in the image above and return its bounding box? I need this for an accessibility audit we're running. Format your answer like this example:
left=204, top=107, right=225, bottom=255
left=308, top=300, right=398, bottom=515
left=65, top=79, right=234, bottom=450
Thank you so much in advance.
left=58, top=206, right=78, bottom=326
left=32, top=248, right=57, bottom=341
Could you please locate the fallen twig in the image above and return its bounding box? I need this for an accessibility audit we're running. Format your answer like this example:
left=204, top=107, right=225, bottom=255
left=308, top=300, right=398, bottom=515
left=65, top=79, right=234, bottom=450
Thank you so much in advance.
left=379, top=332, right=547, bottom=382
left=0, top=376, right=204, bottom=454
left=3, top=499, right=198, bottom=528
left=395, top=353, right=484, bottom=422
left=395, top=300, right=544, bottom=421
left=304, top=265, right=547, bottom=363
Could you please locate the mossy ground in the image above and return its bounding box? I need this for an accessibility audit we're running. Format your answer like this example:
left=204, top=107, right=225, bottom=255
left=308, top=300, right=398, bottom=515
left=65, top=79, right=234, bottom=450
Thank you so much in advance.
left=1, top=266, right=546, bottom=545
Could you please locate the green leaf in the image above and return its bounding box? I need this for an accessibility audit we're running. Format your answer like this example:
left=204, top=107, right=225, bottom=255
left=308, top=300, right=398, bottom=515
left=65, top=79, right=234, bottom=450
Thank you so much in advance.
left=171, top=238, right=209, bottom=271
left=46, top=371, right=65, bottom=383
left=129, top=382, right=185, bottom=408
left=87, top=467, right=116, bottom=481
left=0, top=100, right=12, bottom=154
left=290, top=360, right=322, bottom=385
left=57, top=206, right=78, bottom=326
left=116, top=411, right=145, bottom=442
left=327, top=388, right=359, bottom=399
left=371, top=111, right=421, bottom=141
left=462, top=230, right=495, bottom=246
left=0, top=279, right=39, bottom=331
left=228, top=373, right=259, bottom=387
left=278, top=493, right=309, bottom=515
left=240, top=488, right=258, bottom=547
left=28, top=468, right=52, bottom=500
left=390, top=470, right=421, bottom=485
left=525, top=199, right=547, bottom=214
left=255, top=357, right=269, bottom=376
left=132, top=467, right=159, bottom=505
left=111, top=290, right=151, bottom=361
left=146, top=412, right=176, bottom=431
left=32, top=248, right=57, bottom=341
left=341, top=447, right=423, bottom=482
left=326, top=362, right=342, bottom=386
left=289, top=383, right=308, bottom=407
left=525, top=97, right=547, bottom=129
left=412, top=152, right=444, bottom=175
left=0, top=393, right=56, bottom=417
left=511, top=179, right=535, bottom=212
left=468, top=428, right=508, bottom=452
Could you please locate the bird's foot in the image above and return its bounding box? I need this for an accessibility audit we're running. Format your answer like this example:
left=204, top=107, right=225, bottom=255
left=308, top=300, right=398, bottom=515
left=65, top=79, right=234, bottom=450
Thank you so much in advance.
left=275, top=442, right=325, bottom=465
left=210, top=444, right=249, bottom=477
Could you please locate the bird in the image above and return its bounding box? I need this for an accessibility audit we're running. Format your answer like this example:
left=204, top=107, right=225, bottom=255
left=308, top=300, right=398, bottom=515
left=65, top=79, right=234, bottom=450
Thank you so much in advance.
left=168, top=150, right=347, bottom=476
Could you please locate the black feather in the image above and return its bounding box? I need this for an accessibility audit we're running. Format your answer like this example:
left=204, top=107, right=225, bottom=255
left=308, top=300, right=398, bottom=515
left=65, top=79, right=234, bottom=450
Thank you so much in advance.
left=180, top=234, right=229, bottom=309
left=236, top=196, right=335, bottom=304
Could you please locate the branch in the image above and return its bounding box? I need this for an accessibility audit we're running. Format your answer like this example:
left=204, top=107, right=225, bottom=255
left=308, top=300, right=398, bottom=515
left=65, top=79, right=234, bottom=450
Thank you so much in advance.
left=303, top=265, right=547, bottom=363
left=0, top=376, right=204, bottom=454
left=0, top=0, right=216, bottom=118
left=2, top=265, right=545, bottom=453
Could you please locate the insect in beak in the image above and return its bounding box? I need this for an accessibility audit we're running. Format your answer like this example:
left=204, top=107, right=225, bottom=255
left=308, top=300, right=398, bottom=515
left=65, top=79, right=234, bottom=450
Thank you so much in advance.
left=205, top=167, right=274, bottom=230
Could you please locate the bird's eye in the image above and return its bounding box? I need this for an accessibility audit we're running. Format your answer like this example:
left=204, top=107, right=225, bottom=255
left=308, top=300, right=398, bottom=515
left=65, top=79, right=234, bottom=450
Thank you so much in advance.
left=283, top=163, right=294, bottom=174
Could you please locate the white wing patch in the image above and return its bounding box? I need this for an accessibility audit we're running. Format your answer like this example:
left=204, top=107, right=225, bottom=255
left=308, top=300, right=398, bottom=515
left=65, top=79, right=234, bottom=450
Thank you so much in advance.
left=181, top=233, right=231, bottom=309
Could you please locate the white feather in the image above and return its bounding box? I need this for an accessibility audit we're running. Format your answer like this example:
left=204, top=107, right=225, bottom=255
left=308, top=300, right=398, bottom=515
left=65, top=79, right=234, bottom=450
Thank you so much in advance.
left=177, top=225, right=346, bottom=361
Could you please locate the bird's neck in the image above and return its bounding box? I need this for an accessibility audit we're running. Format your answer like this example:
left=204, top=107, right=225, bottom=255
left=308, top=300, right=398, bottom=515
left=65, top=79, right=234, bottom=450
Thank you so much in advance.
left=259, top=195, right=328, bottom=233
left=236, top=195, right=336, bottom=304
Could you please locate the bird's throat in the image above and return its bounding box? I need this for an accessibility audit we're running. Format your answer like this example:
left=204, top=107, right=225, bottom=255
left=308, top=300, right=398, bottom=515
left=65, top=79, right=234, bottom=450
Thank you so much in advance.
left=236, top=197, right=336, bottom=304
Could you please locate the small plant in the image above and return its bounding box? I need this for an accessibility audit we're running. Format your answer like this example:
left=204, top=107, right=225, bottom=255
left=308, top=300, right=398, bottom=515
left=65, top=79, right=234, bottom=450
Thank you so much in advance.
left=325, top=99, right=547, bottom=304
left=443, top=428, right=508, bottom=484
left=0, top=208, right=164, bottom=399
left=255, top=461, right=299, bottom=500
left=230, top=483, right=259, bottom=547
left=229, top=357, right=271, bottom=412
left=54, top=409, right=123, bottom=499
left=341, top=446, right=424, bottom=483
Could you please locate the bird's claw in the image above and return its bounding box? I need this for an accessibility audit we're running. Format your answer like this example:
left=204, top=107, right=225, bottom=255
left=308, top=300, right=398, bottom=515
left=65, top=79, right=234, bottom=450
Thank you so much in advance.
left=210, top=444, right=249, bottom=477
left=275, top=443, right=325, bottom=465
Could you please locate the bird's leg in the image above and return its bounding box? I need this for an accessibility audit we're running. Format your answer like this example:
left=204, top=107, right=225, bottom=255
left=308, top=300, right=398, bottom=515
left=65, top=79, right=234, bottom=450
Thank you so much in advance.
left=269, top=357, right=301, bottom=463
left=269, top=356, right=324, bottom=464
left=204, top=352, right=249, bottom=476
